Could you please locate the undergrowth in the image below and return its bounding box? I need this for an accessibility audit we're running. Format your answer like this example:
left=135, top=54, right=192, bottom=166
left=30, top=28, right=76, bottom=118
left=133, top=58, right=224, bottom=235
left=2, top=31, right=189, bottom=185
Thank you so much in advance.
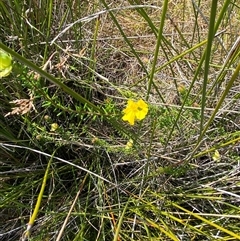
left=0, top=0, right=240, bottom=240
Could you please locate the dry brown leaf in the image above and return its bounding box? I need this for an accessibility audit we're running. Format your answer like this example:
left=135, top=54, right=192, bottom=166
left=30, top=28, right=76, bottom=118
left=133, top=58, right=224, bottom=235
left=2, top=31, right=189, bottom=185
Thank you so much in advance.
left=4, top=96, right=36, bottom=117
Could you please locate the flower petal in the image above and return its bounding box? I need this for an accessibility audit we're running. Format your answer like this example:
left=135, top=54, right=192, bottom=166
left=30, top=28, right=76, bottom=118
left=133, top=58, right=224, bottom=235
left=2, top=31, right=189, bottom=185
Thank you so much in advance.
left=0, top=65, right=12, bottom=78
left=122, top=99, right=148, bottom=125
left=0, top=49, right=12, bottom=78
left=135, top=99, right=148, bottom=120
left=135, top=110, right=147, bottom=120
left=122, top=111, right=135, bottom=125
left=0, top=50, right=12, bottom=69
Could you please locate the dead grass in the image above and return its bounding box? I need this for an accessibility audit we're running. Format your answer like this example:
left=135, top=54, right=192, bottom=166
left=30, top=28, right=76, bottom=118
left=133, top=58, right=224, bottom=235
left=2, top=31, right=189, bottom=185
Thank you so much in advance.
left=1, top=0, right=240, bottom=240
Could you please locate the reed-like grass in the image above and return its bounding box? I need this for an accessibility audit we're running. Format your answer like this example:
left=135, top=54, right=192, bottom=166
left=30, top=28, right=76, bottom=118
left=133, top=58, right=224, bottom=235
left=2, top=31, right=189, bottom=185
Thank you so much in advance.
left=0, top=0, right=240, bottom=240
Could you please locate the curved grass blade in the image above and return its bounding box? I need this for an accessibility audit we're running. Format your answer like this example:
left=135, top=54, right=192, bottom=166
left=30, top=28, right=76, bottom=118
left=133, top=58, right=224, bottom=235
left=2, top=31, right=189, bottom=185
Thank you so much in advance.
left=0, top=43, right=133, bottom=140
left=21, top=151, right=54, bottom=241
left=146, top=0, right=169, bottom=100
left=173, top=203, right=240, bottom=240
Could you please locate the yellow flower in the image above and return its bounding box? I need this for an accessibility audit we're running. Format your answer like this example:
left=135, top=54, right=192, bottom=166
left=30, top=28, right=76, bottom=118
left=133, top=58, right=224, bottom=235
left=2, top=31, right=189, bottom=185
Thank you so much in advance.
left=0, top=49, right=12, bottom=78
left=50, top=123, right=59, bottom=132
left=212, top=150, right=221, bottom=162
left=122, top=99, right=148, bottom=125
left=125, top=139, right=133, bottom=150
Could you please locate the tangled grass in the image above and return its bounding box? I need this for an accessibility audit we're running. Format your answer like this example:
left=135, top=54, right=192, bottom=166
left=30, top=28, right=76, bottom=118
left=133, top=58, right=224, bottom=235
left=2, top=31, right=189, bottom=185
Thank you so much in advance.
left=0, top=0, right=240, bottom=240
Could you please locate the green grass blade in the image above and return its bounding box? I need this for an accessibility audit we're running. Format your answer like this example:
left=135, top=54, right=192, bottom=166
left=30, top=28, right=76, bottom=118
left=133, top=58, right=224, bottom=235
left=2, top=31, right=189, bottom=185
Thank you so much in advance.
left=21, top=152, right=54, bottom=240
left=199, top=0, right=218, bottom=134
left=146, top=0, right=169, bottom=100
left=190, top=61, right=240, bottom=158
left=0, top=43, right=133, bottom=140
left=173, top=203, right=240, bottom=239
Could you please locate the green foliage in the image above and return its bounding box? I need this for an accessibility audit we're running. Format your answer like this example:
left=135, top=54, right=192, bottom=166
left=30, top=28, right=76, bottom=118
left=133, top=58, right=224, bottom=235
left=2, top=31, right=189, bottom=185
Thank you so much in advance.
left=1, top=0, right=240, bottom=240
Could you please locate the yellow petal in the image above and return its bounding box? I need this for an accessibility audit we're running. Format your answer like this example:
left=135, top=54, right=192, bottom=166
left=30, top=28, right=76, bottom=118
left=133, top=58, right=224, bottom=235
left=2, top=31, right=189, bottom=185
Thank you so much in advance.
left=123, top=100, right=136, bottom=113
left=122, top=99, right=148, bottom=125
left=122, top=111, right=135, bottom=125
left=137, top=99, right=148, bottom=109
left=212, top=150, right=221, bottom=162
left=50, top=123, right=59, bottom=132
left=0, top=49, right=12, bottom=69
left=0, top=65, right=12, bottom=78
left=125, top=139, right=133, bottom=150
left=135, top=99, right=148, bottom=120
left=136, top=110, right=147, bottom=120
left=0, top=49, right=12, bottom=78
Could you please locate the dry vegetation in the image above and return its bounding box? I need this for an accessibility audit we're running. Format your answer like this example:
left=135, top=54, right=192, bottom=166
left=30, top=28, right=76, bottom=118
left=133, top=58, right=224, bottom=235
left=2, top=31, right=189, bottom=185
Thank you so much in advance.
left=0, top=0, right=240, bottom=240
